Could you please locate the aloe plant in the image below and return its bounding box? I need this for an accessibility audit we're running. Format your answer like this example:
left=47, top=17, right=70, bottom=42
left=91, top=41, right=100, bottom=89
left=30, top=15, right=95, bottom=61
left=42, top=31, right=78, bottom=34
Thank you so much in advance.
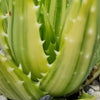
left=0, top=0, right=100, bottom=100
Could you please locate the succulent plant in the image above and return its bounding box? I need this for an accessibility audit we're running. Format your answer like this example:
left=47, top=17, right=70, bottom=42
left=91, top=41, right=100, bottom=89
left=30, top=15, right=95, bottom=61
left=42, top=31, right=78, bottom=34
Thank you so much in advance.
left=0, top=0, right=100, bottom=100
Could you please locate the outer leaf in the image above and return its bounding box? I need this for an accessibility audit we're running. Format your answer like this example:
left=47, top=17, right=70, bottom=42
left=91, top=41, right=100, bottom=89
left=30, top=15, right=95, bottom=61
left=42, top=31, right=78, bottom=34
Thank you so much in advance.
left=40, top=0, right=97, bottom=96
left=8, top=0, right=49, bottom=80
left=0, top=54, right=44, bottom=100
left=0, top=0, right=11, bottom=58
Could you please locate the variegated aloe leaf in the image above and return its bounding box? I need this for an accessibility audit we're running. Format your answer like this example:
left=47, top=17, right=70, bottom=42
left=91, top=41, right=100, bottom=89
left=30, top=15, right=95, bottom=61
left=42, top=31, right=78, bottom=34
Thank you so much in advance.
left=0, top=54, right=44, bottom=100
left=95, top=0, right=100, bottom=67
left=38, top=0, right=69, bottom=63
left=8, top=0, right=50, bottom=81
left=40, top=0, right=98, bottom=96
left=0, top=0, right=12, bottom=59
